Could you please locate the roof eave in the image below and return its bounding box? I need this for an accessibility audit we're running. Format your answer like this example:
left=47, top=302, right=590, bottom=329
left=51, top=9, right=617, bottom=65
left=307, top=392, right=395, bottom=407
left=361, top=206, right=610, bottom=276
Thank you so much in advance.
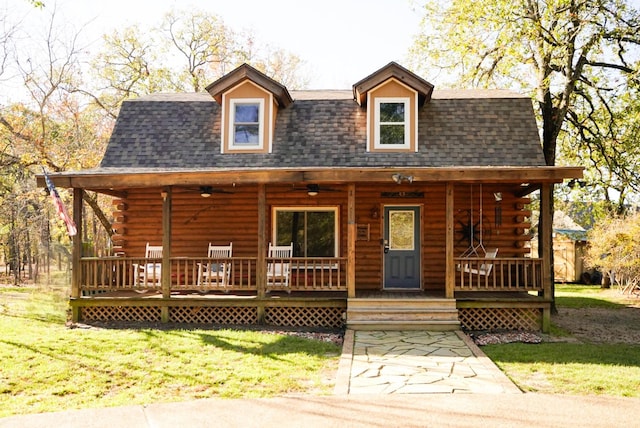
left=36, top=166, right=583, bottom=190
left=352, top=61, right=434, bottom=107
left=205, top=63, right=293, bottom=108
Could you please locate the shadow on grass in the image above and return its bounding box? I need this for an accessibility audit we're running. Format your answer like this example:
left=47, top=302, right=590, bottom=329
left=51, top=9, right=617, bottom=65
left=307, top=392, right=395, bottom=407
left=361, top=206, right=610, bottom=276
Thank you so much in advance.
left=195, top=331, right=336, bottom=360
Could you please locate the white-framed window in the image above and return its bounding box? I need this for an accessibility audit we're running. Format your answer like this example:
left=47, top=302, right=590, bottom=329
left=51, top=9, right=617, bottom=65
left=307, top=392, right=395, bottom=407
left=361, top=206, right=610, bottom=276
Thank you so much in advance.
left=272, top=207, right=338, bottom=257
left=374, top=97, right=410, bottom=149
left=229, top=98, right=264, bottom=149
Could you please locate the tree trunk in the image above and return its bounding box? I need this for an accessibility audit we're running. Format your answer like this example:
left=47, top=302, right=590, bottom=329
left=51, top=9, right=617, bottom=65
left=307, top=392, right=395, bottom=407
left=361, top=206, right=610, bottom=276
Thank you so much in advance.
left=82, top=192, right=113, bottom=237
left=25, top=228, right=32, bottom=281
left=539, top=96, right=561, bottom=314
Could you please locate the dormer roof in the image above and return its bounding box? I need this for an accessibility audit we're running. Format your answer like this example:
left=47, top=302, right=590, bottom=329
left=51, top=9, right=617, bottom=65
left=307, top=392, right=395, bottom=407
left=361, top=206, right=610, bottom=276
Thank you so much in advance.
left=205, top=63, right=294, bottom=108
left=352, top=62, right=434, bottom=107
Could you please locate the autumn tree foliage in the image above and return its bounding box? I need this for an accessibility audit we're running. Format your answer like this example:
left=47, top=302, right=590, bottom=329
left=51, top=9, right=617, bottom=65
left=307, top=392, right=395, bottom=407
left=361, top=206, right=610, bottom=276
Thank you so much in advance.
left=586, top=212, right=640, bottom=292
left=410, top=0, right=640, bottom=306
left=0, top=6, right=307, bottom=282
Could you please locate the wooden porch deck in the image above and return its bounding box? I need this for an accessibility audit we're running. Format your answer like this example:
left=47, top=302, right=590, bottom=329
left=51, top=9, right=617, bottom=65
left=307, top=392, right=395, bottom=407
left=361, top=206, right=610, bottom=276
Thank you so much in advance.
left=71, top=289, right=548, bottom=331
left=73, top=255, right=550, bottom=331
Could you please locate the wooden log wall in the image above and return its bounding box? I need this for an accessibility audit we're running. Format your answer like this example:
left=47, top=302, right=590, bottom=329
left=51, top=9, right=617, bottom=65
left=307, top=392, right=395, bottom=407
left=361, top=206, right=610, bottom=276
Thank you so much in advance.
left=110, top=182, right=533, bottom=293
left=112, top=186, right=259, bottom=258
left=452, top=184, right=532, bottom=258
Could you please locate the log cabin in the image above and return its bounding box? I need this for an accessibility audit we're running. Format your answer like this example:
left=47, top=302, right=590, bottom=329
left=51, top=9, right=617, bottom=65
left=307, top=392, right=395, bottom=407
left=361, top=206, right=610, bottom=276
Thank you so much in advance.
left=38, top=62, right=582, bottom=332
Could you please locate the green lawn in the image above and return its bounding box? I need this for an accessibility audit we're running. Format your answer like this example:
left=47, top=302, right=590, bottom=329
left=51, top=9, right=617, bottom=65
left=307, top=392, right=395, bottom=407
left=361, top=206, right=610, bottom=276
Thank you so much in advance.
left=0, top=284, right=341, bottom=417
left=554, top=284, right=629, bottom=309
left=482, top=285, right=640, bottom=396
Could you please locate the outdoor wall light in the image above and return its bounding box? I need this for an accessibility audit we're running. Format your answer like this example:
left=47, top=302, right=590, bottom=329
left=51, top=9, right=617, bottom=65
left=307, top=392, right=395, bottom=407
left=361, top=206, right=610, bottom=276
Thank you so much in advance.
left=160, top=190, right=168, bottom=201
left=307, top=184, right=319, bottom=196
left=200, top=186, right=213, bottom=197
left=391, top=173, right=414, bottom=184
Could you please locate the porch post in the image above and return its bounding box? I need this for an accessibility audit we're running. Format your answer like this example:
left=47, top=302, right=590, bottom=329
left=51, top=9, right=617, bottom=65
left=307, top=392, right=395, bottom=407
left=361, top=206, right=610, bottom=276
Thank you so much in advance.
left=161, top=187, right=172, bottom=322
left=71, top=188, right=83, bottom=322
left=347, top=184, right=356, bottom=298
left=257, top=184, right=267, bottom=313
left=540, top=182, right=553, bottom=332
left=445, top=183, right=455, bottom=299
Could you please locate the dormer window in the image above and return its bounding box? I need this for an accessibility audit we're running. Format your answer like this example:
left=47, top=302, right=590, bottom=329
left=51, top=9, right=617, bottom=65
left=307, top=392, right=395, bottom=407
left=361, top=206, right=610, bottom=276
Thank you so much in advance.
left=352, top=62, right=434, bottom=153
left=206, top=63, right=293, bottom=155
left=375, top=98, right=410, bottom=148
left=231, top=99, right=264, bottom=148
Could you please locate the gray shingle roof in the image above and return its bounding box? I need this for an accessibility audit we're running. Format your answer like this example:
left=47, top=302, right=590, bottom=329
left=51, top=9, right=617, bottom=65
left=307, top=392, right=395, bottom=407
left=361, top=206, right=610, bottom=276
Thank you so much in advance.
left=100, top=89, right=546, bottom=169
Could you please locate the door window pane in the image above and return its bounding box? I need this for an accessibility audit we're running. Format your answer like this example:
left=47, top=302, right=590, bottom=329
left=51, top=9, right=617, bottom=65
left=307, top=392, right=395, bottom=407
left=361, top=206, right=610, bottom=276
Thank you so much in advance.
left=389, top=210, right=414, bottom=250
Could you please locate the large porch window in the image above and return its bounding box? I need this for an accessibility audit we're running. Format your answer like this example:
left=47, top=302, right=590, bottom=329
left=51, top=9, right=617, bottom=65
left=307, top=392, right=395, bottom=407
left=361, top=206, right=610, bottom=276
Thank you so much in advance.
left=273, top=207, right=338, bottom=257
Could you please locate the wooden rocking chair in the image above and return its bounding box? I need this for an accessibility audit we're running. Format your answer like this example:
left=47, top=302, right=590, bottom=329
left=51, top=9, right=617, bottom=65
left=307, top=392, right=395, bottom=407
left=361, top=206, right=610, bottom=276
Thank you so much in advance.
left=267, top=242, right=293, bottom=293
left=133, top=243, right=163, bottom=291
left=197, top=243, right=233, bottom=291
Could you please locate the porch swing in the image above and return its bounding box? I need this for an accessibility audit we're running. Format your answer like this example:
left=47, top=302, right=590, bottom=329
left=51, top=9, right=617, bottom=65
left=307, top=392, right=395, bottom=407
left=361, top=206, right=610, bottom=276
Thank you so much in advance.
left=458, top=184, right=498, bottom=276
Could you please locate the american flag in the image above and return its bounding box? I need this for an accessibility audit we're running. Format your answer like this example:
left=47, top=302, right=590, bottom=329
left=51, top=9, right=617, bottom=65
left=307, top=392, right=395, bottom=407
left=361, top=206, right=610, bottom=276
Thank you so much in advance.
left=43, top=169, right=77, bottom=237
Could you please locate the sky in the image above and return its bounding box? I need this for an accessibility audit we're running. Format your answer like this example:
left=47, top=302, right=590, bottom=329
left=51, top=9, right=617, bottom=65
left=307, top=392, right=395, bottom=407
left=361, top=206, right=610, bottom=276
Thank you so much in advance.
left=7, top=0, right=424, bottom=90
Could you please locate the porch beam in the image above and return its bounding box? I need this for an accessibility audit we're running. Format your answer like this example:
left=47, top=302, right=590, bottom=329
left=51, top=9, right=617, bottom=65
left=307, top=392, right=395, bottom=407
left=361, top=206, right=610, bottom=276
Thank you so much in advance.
left=347, top=184, right=356, bottom=298
left=85, top=189, right=128, bottom=198
left=161, top=187, right=172, bottom=307
left=71, top=188, right=83, bottom=322
left=540, top=182, right=553, bottom=332
left=36, top=166, right=582, bottom=189
left=445, top=183, right=455, bottom=298
left=303, top=167, right=582, bottom=183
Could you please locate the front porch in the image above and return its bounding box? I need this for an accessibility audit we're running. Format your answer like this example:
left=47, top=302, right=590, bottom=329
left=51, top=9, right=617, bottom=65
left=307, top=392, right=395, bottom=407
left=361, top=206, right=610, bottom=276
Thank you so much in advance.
left=72, top=255, right=549, bottom=331
left=41, top=167, right=574, bottom=333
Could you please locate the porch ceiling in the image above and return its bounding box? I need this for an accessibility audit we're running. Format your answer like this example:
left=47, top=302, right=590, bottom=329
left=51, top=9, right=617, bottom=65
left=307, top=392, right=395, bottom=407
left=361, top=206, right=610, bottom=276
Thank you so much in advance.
left=36, top=166, right=583, bottom=190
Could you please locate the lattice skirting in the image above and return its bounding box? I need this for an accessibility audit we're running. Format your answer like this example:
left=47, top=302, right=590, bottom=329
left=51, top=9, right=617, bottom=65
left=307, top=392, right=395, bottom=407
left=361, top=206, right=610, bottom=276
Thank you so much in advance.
left=170, top=307, right=258, bottom=324
left=82, top=306, right=162, bottom=322
left=458, top=307, right=541, bottom=331
left=78, top=304, right=345, bottom=328
left=265, top=307, right=345, bottom=328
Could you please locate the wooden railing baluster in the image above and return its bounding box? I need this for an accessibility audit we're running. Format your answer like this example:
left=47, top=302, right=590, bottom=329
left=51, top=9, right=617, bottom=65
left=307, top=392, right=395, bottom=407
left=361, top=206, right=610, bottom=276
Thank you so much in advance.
left=454, top=257, right=544, bottom=293
left=79, top=256, right=348, bottom=294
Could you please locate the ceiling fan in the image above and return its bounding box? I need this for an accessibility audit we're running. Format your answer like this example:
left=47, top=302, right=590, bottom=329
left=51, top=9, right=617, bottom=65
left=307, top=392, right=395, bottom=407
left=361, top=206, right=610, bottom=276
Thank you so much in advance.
left=290, top=184, right=341, bottom=196
left=177, top=186, right=234, bottom=197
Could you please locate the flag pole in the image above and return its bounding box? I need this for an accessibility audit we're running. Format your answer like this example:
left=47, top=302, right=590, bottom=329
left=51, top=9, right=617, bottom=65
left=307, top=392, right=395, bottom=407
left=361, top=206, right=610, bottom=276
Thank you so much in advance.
left=42, top=168, right=77, bottom=237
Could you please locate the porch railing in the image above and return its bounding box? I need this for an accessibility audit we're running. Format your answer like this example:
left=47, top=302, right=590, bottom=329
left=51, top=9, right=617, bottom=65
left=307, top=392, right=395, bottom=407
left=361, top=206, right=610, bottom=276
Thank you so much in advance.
left=171, top=257, right=257, bottom=292
left=455, top=257, right=543, bottom=292
left=267, top=257, right=347, bottom=292
left=79, top=256, right=347, bottom=294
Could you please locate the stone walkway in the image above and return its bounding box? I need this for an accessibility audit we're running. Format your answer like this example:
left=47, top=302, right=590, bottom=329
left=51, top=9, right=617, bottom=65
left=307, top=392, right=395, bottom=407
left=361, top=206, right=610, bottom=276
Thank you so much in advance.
left=335, top=330, right=521, bottom=394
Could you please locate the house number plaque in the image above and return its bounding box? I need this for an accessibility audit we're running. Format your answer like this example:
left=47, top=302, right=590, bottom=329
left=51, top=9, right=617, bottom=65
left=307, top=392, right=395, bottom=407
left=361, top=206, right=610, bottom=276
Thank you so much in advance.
left=357, top=224, right=370, bottom=241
